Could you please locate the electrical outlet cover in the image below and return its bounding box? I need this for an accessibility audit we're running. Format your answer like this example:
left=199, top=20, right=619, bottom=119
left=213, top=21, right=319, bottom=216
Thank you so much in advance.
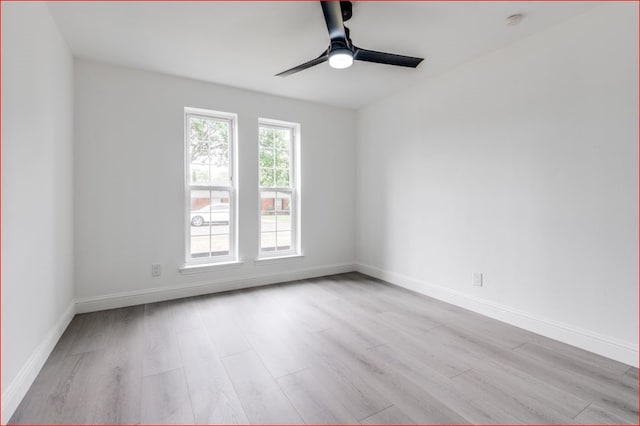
left=151, top=264, right=161, bottom=277
left=472, top=272, right=483, bottom=287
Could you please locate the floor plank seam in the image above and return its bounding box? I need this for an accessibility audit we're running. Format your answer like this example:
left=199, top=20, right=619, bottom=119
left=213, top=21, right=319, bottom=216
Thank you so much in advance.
left=511, top=341, right=528, bottom=351
left=140, top=365, right=183, bottom=379
left=276, top=375, right=307, bottom=424
left=572, top=402, right=592, bottom=419
left=448, top=368, right=473, bottom=379
left=273, top=366, right=310, bottom=381
left=365, top=343, right=386, bottom=351
left=219, top=351, right=254, bottom=423
left=176, top=348, right=196, bottom=423
left=218, top=347, right=253, bottom=360
left=356, top=403, right=395, bottom=423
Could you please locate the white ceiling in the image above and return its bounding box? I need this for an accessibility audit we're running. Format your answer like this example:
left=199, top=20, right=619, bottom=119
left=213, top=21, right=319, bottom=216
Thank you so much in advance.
left=47, top=1, right=597, bottom=109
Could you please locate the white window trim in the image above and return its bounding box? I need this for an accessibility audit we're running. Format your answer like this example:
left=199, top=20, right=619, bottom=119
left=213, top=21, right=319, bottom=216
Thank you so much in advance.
left=257, top=118, right=301, bottom=260
left=184, top=107, right=239, bottom=266
left=254, top=254, right=304, bottom=265
left=179, top=260, right=244, bottom=275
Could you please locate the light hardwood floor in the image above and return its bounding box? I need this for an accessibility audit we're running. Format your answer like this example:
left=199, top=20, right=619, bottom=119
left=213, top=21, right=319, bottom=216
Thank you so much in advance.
left=9, top=272, right=639, bottom=424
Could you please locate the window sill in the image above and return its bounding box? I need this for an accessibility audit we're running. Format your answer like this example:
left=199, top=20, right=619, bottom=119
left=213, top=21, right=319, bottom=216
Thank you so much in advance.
left=179, top=260, right=244, bottom=275
left=254, top=254, right=304, bottom=265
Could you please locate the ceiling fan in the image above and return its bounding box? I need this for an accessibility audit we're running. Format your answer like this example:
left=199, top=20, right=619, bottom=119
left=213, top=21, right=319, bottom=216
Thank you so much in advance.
left=276, top=1, right=424, bottom=77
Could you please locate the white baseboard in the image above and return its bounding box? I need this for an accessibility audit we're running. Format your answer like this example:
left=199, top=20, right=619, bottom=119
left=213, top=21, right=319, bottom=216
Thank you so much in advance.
left=76, top=262, right=356, bottom=313
left=1, top=302, right=76, bottom=424
left=355, top=262, right=639, bottom=368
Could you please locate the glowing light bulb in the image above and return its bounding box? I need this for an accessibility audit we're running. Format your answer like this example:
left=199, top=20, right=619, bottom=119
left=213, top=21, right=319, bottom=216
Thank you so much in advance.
left=329, top=50, right=353, bottom=69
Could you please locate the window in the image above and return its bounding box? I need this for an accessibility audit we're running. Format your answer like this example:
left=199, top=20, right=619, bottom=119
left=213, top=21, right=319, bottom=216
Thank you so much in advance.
left=258, top=120, right=300, bottom=257
left=184, top=108, right=237, bottom=264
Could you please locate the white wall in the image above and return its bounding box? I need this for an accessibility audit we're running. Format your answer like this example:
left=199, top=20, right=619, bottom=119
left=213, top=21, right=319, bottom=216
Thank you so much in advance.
left=1, top=2, right=75, bottom=421
left=74, top=60, right=355, bottom=307
left=356, top=3, right=638, bottom=365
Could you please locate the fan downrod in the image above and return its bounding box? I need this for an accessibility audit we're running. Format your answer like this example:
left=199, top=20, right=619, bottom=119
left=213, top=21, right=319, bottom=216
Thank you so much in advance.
left=340, top=1, right=352, bottom=22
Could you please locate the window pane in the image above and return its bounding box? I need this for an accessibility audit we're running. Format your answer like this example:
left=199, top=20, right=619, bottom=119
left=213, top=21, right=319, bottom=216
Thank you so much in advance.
left=259, top=168, right=274, bottom=187
left=190, top=236, right=210, bottom=257
left=277, top=191, right=291, bottom=212
left=261, top=214, right=276, bottom=233
left=260, top=190, right=293, bottom=253
left=277, top=231, right=291, bottom=250
left=260, top=191, right=276, bottom=212
left=259, top=126, right=292, bottom=189
left=189, top=116, right=230, bottom=186
left=259, top=148, right=275, bottom=168
left=209, top=166, right=230, bottom=187
left=259, top=127, right=275, bottom=149
left=275, top=169, right=290, bottom=187
left=190, top=189, right=230, bottom=257
left=274, top=128, right=290, bottom=151
left=261, top=232, right=277, bottom=252
left=276, top=211, right=291, bottom=231
left=211, top=234, right=229, bottom=256
left=260, top=190, right=277, bottom=252
left=190, top=161, right=209, bottom=185
left=275, top=149, right=289, bottom=169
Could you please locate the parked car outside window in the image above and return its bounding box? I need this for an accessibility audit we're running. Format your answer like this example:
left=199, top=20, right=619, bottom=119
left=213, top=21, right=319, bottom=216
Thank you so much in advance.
left=190, top=204, right=229, bottom=226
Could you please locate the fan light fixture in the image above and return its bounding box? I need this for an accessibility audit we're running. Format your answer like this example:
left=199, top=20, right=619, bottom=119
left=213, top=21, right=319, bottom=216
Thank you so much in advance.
left=328, top=49, right=353, bottom=69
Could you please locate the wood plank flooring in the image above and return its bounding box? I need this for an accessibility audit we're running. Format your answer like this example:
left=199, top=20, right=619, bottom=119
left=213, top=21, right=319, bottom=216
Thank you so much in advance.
left=9, top=272, right=639, bottom=424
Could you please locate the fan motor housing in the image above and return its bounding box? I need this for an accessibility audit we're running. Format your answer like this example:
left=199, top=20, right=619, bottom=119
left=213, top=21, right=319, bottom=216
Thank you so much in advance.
left=330, top=38, right=352, bottom=53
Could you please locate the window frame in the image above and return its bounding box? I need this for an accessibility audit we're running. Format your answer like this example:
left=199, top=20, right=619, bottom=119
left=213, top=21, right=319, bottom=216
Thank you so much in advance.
left=184, top=107, right=238, bottom=266
left=257, top=118, right=301, bottom=259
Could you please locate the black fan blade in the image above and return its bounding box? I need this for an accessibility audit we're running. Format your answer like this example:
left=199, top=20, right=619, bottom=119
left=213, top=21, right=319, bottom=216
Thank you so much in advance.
left=275, top=51, right=329, bottom=77
left=321, top=1, right=346, bottom=41
left=354, top=47, right=424, bottom=68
